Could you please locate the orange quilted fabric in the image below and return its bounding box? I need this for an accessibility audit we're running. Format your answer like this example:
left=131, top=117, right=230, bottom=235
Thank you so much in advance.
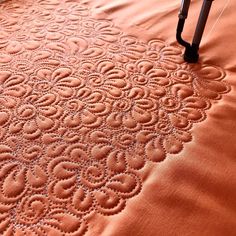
left=0, top=0, right=235, bottom=235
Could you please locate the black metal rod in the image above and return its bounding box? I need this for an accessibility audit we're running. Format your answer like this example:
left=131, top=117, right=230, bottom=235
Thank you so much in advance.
left=179, top=0, right=191, bottom=19
left=176, top=0, right=214, bottom=63
left=193, top=0, right=213, bottom=45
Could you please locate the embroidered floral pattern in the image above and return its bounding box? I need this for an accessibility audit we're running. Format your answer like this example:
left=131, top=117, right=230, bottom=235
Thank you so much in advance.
left=0, top=0, right=230, bottom=235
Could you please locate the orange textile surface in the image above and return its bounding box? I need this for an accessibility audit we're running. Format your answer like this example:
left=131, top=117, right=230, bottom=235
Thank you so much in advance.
left=0, top=0, right=236, bottom=235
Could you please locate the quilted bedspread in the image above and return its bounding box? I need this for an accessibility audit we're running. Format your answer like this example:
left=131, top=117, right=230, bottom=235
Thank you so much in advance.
left=0, top=0, right=235, bottom=235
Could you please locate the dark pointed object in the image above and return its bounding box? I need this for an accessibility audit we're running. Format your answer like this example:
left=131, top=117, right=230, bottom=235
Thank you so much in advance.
left=177, top=0, right=214, bottom=63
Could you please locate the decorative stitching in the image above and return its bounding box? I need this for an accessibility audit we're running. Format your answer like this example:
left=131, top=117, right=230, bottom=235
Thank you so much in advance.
left=0, top=0, right=230, bottom=235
